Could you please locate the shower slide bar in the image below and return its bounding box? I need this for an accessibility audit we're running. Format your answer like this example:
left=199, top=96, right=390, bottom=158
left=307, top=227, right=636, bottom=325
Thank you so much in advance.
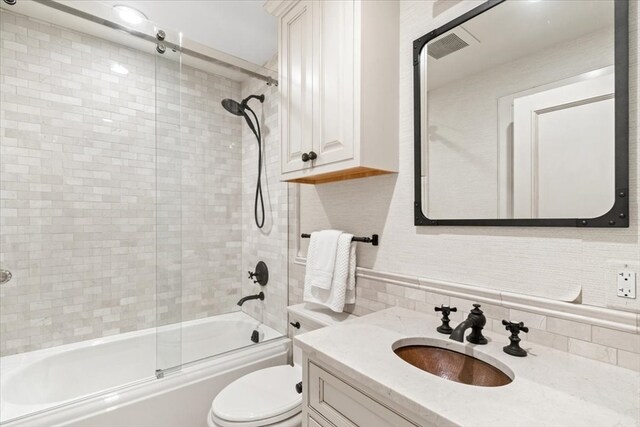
left=26, top=0, right=279, bottom=86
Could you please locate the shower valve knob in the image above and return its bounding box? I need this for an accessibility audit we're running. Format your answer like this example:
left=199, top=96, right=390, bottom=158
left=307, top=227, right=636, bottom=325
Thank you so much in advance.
left=248, top=261, right=269, bottom=286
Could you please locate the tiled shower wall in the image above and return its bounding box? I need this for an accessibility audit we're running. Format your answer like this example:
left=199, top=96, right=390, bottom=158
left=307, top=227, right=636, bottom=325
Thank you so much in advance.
left=240, top=57, right=289, bottom=335
left=0, top=10, right=244, bottom=356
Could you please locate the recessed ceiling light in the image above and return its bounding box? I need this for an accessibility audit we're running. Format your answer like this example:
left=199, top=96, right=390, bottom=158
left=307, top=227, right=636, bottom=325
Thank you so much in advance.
left=112, top=5, right=147, bottom=25
left=110, top=63, right=129, bottom=75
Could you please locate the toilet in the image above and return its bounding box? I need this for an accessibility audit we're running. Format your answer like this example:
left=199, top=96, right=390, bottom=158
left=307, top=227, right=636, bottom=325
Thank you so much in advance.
left=207, top=303, right=356, bottom=427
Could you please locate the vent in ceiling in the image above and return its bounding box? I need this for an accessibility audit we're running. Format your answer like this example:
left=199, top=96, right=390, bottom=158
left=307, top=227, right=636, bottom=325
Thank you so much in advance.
left=427, top=33, right=469, bottom=60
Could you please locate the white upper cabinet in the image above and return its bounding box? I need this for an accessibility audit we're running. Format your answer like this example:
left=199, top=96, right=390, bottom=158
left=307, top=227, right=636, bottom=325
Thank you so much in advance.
left=265, top=0, right=399, bottom=184
left=279, top=1, right=313, bottom=175
left=312, top=0, right=354, bottom=169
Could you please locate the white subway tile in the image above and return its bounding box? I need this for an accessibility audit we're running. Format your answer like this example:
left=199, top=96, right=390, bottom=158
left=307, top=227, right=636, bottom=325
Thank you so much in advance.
left=568, top=339, right=617, bottom=365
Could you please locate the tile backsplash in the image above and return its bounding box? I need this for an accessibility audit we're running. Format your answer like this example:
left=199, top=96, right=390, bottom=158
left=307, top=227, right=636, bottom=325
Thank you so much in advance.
left=290, top=263, right=640, bottom=371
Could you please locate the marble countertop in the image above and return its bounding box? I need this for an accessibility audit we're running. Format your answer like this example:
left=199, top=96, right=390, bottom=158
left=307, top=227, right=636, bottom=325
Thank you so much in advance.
left=295, top=306, right=640, bottom=427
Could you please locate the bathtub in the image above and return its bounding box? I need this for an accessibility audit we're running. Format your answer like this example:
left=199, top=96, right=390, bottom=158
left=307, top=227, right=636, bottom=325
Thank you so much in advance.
left=1, top=311, right=289, bottom=427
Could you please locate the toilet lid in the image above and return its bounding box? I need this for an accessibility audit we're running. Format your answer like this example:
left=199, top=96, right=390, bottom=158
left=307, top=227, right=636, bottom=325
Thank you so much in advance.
left=212, top=365, right=302, bottom=423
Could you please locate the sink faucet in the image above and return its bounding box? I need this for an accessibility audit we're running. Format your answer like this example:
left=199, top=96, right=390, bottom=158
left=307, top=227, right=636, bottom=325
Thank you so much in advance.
left=449, top=304, right=488, bottom=344
left=237, top=292, right=265, bottom=306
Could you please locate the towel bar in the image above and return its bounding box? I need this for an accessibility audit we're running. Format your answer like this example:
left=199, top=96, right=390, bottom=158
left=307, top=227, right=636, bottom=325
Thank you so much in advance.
left=300, top=233, right=379, bottom=246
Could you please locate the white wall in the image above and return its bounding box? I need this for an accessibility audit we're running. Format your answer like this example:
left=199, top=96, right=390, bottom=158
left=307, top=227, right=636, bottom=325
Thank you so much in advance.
left=287, top=0, right=639, bottom=372
left=292, top=0, right=639, bottom=309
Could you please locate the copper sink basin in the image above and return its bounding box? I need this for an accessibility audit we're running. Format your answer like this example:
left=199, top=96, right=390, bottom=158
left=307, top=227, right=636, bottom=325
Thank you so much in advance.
left=394, top=344, right=512, bottom=387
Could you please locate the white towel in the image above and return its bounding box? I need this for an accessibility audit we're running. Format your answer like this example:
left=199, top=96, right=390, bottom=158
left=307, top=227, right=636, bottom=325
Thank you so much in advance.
left=304, top=232, right=357, bottom=312
left=305, top=230, right=342, bottom=290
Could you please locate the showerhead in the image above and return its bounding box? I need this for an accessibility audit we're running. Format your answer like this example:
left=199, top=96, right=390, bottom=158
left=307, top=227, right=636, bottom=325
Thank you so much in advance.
left=221, top=98, right=244, bottom=116
left=221, top=94, right=265, bottom=137
left=221, top=94, right=265, bottom=117
left=220, top=93, right=266, bottom=229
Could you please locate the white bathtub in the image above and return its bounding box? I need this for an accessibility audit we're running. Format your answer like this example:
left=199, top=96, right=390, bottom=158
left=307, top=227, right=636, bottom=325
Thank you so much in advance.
left=1, top=311, right=288, bottom=426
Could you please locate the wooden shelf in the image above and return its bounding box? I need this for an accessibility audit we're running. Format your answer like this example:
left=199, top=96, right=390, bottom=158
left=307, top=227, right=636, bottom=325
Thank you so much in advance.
left=285, top=167, right=394, bottom=185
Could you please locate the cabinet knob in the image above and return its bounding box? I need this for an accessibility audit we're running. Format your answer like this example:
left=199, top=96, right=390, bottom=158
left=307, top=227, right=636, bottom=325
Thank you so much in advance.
left=301, top=151, right=317, bottom=163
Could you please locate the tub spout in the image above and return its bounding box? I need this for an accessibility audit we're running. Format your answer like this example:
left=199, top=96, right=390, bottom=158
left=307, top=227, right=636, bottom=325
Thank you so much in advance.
left=237, top=292, right=265, bottom=306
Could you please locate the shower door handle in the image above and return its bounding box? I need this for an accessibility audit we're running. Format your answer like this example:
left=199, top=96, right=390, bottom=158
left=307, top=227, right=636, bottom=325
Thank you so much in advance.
left=0, top=269, right=12, bottom=285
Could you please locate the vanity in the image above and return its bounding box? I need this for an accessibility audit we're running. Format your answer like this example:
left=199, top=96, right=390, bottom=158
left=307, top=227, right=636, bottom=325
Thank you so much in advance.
left=295, top=306, right=640, bottom=427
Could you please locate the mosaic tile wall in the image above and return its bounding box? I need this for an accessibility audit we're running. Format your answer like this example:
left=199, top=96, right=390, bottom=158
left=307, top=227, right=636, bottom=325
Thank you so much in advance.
left=239, top=57, right=290, bottom=335
left=0, top=10, right=244, bottom=356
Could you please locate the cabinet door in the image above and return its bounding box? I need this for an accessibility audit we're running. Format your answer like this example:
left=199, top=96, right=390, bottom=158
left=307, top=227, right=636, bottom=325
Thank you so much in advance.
left=308, top=412, right=334, bottom=427
left=308, top=362, right=419, bottom=427
left=281, top=1, right=314, bottom=174
left=312, top=0, right=355, bottom=167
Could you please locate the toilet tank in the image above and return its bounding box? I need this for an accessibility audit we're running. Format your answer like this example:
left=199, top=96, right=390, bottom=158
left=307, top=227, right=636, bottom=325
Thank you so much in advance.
left=287, top=303, right=357, bottom=365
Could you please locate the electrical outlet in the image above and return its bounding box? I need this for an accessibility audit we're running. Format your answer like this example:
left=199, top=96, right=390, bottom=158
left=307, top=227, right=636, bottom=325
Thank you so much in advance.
left=605, top=261, right=639, bottom=312
left=617, top=271, right=636, bottom=299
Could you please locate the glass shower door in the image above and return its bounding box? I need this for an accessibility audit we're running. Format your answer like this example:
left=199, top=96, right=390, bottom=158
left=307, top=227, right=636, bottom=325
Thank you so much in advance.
left=0, top=3, right=176, bottom=422
left=154, top=28, right=184, bottom=376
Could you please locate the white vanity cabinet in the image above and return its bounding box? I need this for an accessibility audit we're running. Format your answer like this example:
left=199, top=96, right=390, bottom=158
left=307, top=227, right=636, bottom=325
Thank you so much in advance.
left=265, top=0, right=399, bottom=184
left=301, top=355, right=425, bottom=427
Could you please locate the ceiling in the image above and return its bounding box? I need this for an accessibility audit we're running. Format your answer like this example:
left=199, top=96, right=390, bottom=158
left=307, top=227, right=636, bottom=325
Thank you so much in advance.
left=98, top=0, right=277, bottom=66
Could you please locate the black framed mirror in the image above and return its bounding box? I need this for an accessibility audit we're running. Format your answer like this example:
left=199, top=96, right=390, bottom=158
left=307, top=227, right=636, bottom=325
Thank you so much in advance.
left=413, top=0, right=629, bottom=227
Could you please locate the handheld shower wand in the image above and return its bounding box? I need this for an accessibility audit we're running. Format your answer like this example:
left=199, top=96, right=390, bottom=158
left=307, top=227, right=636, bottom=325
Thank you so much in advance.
left=221, top=94, right=266, bottom=228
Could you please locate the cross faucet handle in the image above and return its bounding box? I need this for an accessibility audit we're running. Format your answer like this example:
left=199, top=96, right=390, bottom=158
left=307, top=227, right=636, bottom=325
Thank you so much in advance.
left=501, top=320, right=529, bottom=357
left=502, top=320, right=529, bottom=334
left=434, top=304, right=457, bottom=316
left=434, top=305, right=457, bottom=334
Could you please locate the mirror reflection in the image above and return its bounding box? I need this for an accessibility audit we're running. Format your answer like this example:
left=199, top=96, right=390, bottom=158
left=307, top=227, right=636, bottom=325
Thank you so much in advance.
left=420, top=0, right=615, bottom=219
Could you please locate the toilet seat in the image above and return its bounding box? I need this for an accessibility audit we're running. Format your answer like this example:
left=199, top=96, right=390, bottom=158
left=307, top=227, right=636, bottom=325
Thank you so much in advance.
left=209, top=365, right=302, bottom=427
left=208, top=410, right=302, bottom=427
